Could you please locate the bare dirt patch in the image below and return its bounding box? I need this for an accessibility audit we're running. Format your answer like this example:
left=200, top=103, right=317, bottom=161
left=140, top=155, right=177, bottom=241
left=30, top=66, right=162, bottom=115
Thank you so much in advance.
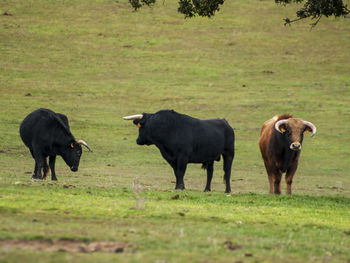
left=0, top=239, right=133, bottom=253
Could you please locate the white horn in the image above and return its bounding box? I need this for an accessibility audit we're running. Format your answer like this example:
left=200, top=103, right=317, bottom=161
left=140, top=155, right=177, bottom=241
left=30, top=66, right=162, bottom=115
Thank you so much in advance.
left=303, top=121, right=317, bottom=137
left=77, top=140, right=92, bottom=152
left=274, top=119, right=289, bottom=133
left=123, top=114, right=143, bottom=120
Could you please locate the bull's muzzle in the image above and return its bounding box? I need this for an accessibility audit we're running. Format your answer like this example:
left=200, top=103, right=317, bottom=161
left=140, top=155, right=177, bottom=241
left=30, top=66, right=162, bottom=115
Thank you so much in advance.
left=136, top=137, right=144, bottom=145
left=70, top=166, right=78, bottom=172
left=290, top=142, right=301, bottom=151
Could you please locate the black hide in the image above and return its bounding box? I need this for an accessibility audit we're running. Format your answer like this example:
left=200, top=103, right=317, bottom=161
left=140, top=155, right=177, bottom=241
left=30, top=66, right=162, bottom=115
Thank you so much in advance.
left=132, top=110, right=235, bottom=193
left=20, top=108, right=83, bottom=180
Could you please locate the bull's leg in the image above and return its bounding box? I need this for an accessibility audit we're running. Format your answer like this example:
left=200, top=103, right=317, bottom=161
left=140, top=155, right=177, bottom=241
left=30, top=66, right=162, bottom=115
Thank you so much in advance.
left=33, top=157, right=45, bottom=180
left=42, top=158, right=50, bottom=180
left=223, top=154, right=233, bottom=193
left=273, top=171, right=282, bottom=195
left=32, top=162, right=39, bottom=179
left=204, top=162, right=214, bottom=192
left=174, top=156, right=188, bottom=190
left=32, top=147, right=45, bottom=180
left=49, top=156, right=57, bottom=181
left=285, top=158, right=299, bottom=195
left=263, top=161, right=282, bottom=194
left=263, top=162, right=274, bottom=194
left=29, top=149, right=38, bottom=179
left=285, top=173, right=294, bottom=195
left=175, top=169, right=186, bottom=190
left=268, top=174, right=274, bottom=194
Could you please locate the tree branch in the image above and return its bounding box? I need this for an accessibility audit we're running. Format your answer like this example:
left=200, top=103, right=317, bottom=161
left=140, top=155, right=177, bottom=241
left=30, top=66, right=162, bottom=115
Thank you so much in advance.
left=281, top=0, right=349, bottom=28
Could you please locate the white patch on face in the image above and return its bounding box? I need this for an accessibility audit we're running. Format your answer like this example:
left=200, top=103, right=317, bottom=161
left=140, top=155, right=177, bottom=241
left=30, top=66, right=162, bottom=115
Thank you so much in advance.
left=290, top=142, right=301, bottom=151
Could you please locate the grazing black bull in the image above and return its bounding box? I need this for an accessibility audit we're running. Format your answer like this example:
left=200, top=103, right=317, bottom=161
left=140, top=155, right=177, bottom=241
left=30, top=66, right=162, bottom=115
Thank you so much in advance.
left=124, top=110, right=235, bottom=193
left=20, top=108, right=91, bottom=180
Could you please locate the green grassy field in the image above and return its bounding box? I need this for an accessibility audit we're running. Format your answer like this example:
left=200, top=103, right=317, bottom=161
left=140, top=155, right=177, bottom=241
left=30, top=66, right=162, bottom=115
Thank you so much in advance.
left=1, top=0, right=350, bottom=262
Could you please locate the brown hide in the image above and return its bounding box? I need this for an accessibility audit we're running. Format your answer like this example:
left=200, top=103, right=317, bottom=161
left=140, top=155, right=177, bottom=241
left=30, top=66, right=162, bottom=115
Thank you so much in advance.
left=259, top=114, right=316, bottom=195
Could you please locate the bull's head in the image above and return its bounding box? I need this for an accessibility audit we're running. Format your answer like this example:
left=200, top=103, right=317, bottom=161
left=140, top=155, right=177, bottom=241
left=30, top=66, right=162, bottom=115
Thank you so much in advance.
left=123, top=114, right=153, bottom=145
left=60, top=140, right=92, bottom=172
left=275, top=118, right=316, bottom=151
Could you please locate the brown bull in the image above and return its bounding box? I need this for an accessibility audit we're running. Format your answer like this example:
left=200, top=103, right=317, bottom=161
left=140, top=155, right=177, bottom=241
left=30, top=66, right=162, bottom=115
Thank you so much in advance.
left=259, top=114, right=316, bottom=194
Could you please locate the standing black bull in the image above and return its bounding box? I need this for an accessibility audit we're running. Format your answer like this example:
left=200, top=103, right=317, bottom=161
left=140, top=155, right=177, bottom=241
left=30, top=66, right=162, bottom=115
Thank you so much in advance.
left=20, top=108, right=91, bottom=180
left=124, top=110, right=235, bottom=193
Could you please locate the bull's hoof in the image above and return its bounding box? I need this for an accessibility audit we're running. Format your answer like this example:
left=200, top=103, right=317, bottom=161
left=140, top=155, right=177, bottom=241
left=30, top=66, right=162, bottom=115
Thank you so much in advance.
left=175, top=185, right=185, bottom=190
left=204, top=188, right=211, bottom=192
left=51, top=177, right=57, bottom=181
left=225, top=189, right=231, bottom=194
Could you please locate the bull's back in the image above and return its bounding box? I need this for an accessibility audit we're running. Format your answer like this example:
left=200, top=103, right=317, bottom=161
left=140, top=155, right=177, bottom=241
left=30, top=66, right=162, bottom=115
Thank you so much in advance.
left=19, top=108, right=55, bottom=149
left=20, top=110, right=40, bottom=148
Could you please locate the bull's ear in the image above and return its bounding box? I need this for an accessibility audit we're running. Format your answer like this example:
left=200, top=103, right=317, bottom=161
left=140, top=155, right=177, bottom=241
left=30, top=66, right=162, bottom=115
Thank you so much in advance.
left=279, top=124, right=287, bottom=133
left=304, top=126, right=312, bottom=134
left=133, top=119, right=144, bottom=126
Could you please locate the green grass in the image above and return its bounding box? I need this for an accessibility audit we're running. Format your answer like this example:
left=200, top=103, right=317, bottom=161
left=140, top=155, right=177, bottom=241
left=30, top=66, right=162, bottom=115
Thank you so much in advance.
left=1, top=0, right=350, bottom=262
left=1, top=182, right=350, bottom=262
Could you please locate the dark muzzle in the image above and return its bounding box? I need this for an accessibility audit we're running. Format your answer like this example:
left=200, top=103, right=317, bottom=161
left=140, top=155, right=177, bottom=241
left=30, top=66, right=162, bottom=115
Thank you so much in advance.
left=136, top=137, right=145, bottom=145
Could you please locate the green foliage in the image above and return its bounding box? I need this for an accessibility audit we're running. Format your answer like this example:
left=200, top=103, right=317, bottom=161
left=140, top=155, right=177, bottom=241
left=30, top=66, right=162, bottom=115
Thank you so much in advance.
left=276, top=0, right=350, bottom=26
left=130, top=0, right=224, bottom=17
left=129, top=0, right=350, bottom=25
left=178, top=0, right=225, bottom=18
left=129, top=0, right=156, bottom=11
